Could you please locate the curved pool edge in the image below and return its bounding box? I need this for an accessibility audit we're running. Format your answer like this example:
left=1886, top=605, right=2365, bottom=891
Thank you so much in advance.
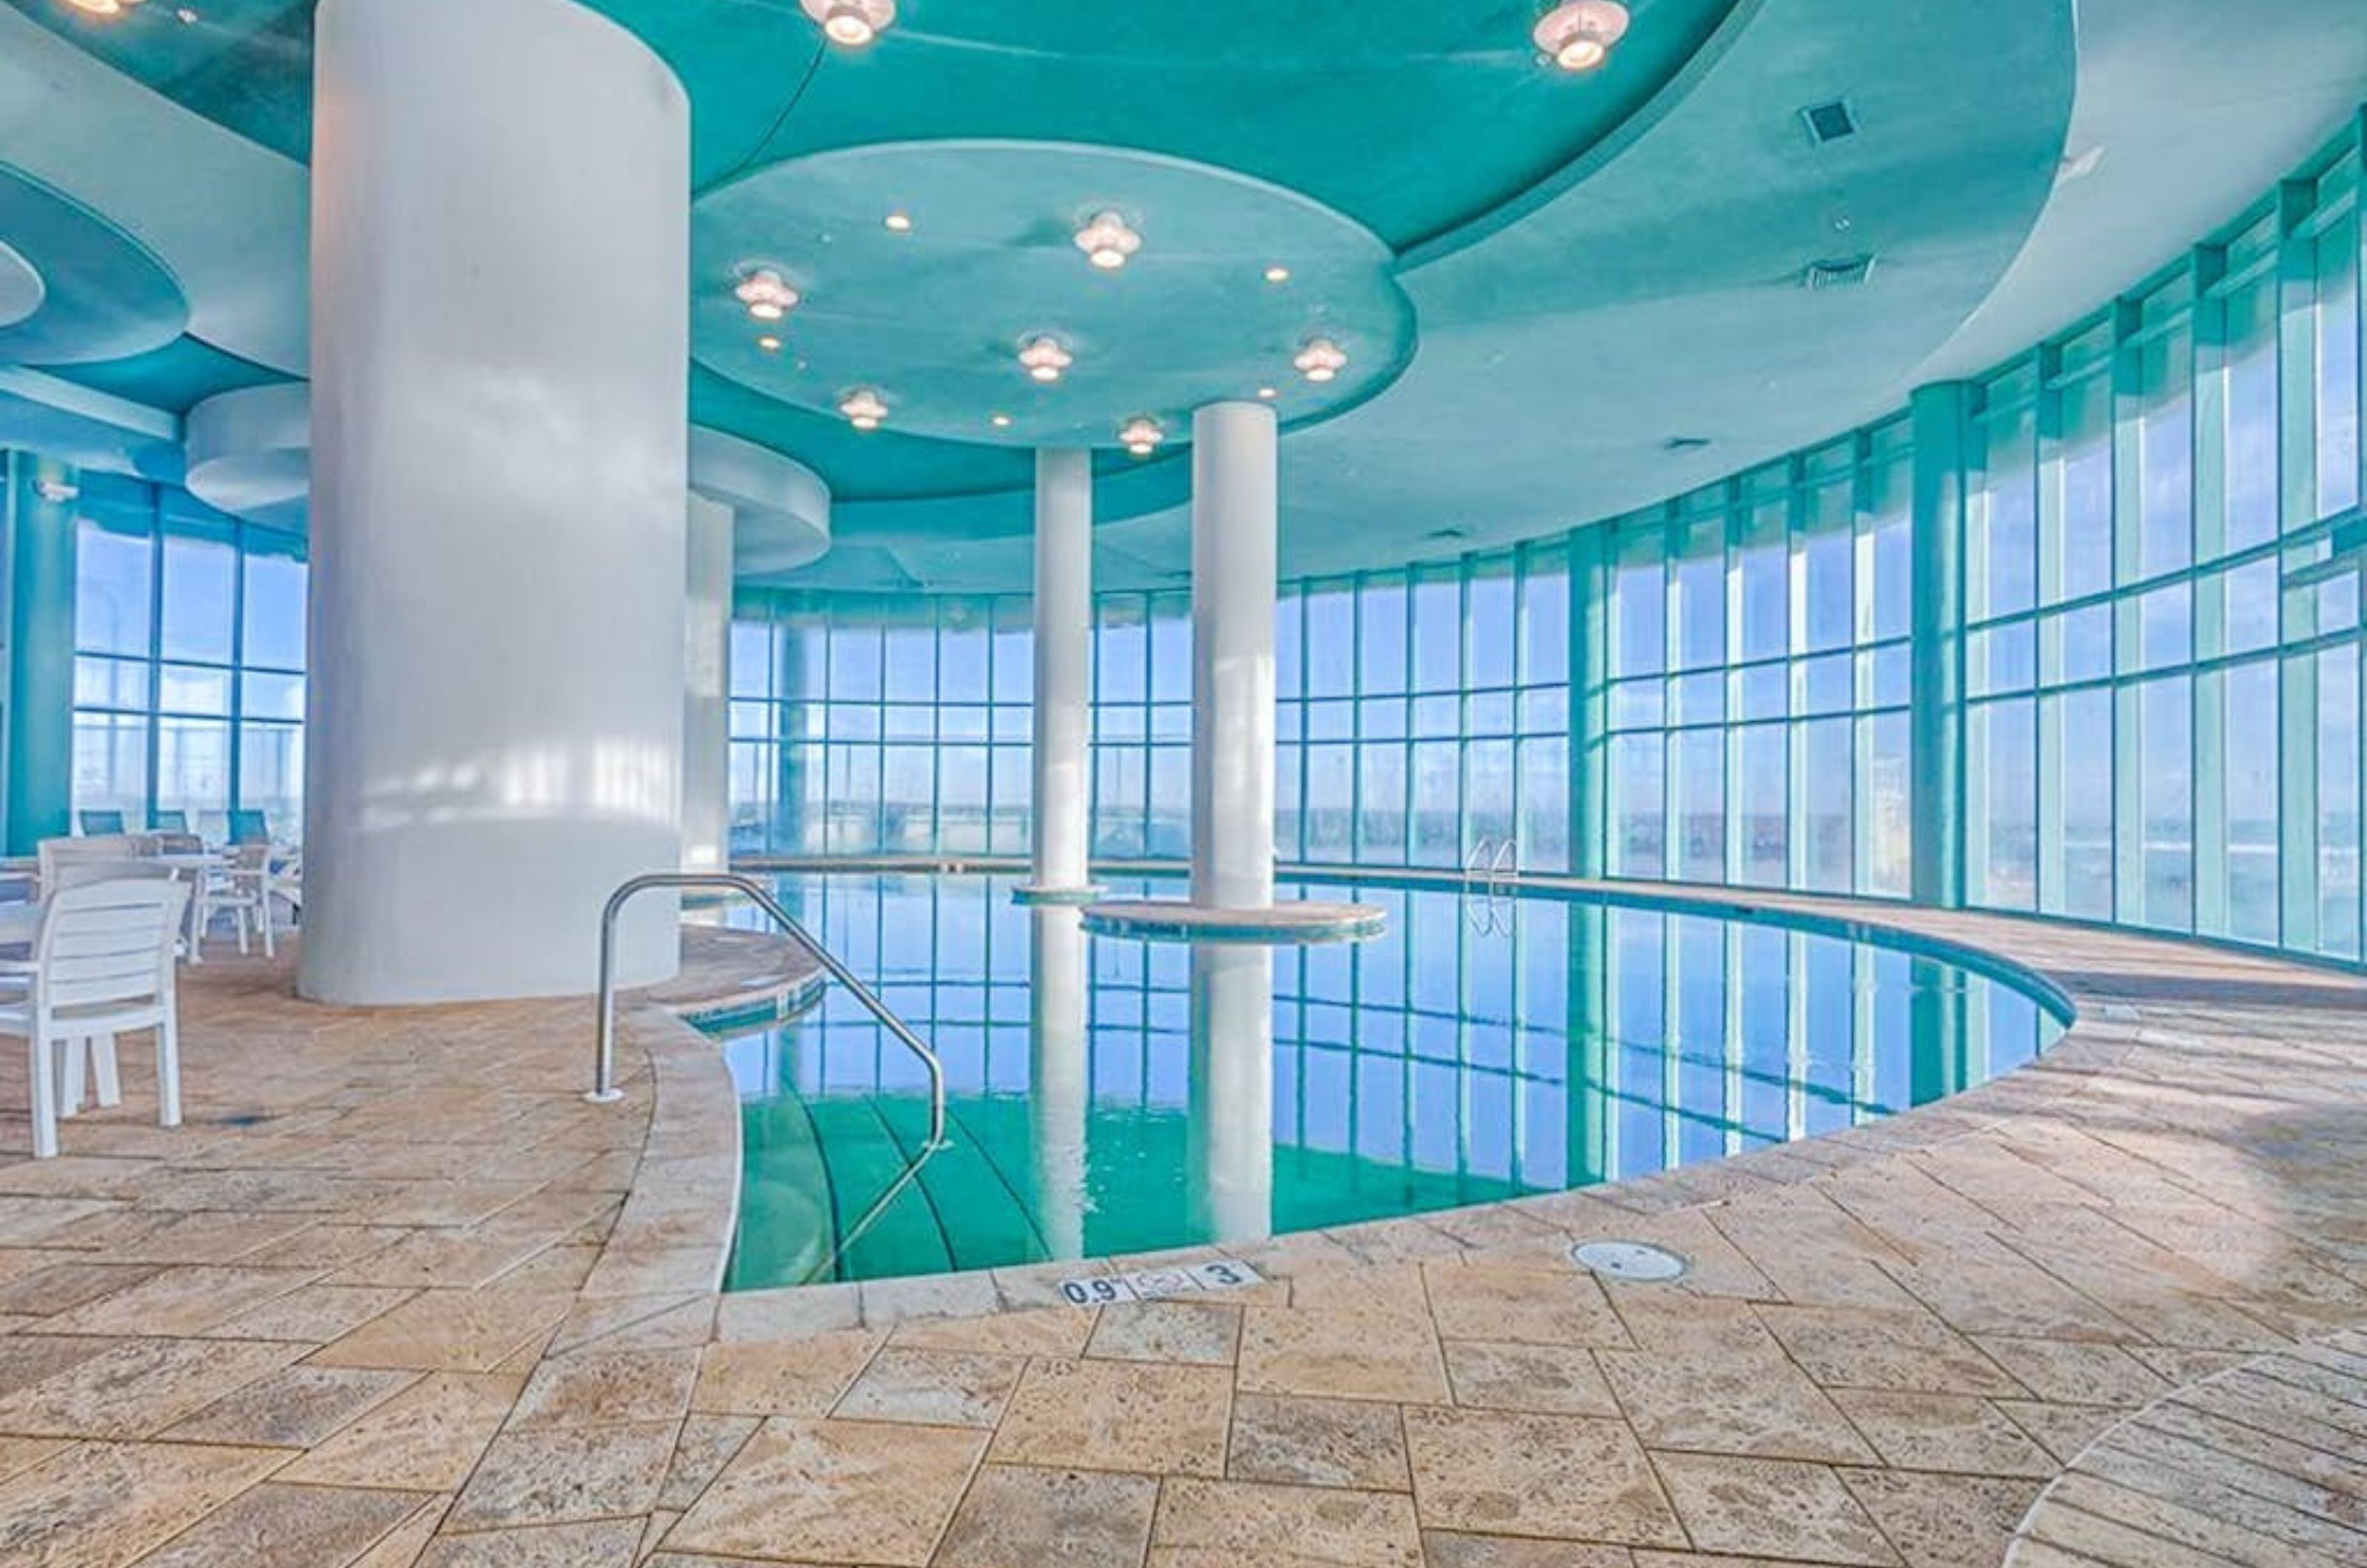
left=698, top=872, right=2263, bottom=1337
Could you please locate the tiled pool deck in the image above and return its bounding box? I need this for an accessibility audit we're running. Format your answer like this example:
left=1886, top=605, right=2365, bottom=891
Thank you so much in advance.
left=2, top=888, right=2366, bottom=1567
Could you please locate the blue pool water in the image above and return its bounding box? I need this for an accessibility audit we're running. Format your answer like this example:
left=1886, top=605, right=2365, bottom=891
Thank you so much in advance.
left=718, top=873, right=2067, bottom=1290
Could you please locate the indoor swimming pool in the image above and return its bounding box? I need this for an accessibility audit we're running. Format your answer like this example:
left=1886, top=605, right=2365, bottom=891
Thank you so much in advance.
left=719, top=873, right=2068, bottom=1290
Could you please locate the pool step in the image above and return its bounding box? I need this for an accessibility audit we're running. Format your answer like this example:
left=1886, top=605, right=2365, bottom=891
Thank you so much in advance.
left=874, top=1098, right=1049, bottom=1274
left=803, top=1098, right=953, bottom=1280
left=726, top=1095, right=833, bottom=1289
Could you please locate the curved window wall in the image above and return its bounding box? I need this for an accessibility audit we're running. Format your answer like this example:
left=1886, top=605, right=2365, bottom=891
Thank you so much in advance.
left=732, top=112, right=2367, bottom=976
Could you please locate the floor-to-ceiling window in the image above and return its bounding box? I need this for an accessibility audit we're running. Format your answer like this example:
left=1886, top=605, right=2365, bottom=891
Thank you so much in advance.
left=1962, top=138, right=2364, bottom=959
left=1601, top=425, right=1915, bottom=899
left=69, top=476, right=307, bottom=839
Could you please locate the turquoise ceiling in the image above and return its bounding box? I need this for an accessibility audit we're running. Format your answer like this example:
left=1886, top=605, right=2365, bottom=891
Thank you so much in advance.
left=0, top=163, right=186, bottom=365
left=694, top=141, right=1415, bottom=450
left=4, top=0, right=1739, bottom=247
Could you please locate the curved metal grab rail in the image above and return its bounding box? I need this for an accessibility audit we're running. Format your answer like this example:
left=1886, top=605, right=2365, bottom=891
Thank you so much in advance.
left=590, top=872, right=948, bottom=1152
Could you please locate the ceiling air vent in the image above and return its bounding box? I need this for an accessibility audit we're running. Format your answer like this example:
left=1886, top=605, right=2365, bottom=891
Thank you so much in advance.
left=1664, top=436, right=1712, bottom=453
left=1427, top=525, right=1471, bottom=542
left=1803, top=254, right=1875, bottom=291
left=1801, top=98, right=1857, bottom=145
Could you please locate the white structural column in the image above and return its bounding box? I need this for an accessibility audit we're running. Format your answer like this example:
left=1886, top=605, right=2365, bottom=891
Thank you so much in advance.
left=1188, top=944, right=1274, bottom=1245
left=683, top=493, right=734, bottom=874
left=302, top=0, right=689, bottom=1004
left=1028, top=908, right=1090, bottom=1260
left=1189, top=402, right=1280, bottom=910
left=1028, top=449, right=1095, bottom=894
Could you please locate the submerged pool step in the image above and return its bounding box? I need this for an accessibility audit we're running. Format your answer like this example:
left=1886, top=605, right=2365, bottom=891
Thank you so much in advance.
left=727, top=1095, right=834, bottom=1290
left=803, top=1098, right=954, bottom=1281
left=874, top=1098, right=1049, bottom=1275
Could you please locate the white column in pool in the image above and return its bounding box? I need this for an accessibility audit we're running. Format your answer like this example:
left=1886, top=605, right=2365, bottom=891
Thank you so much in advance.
left=302, top=0, right=688, bottom=1004
left=1189, top=943, right=1274, bottom=1245
left=683, top=493, right=735, bottom=874
left=1028, top=907, right=1090, bottom=1260
left=1028, top=448, right=1095, bottom=895
left=1189, top=402, right=1279, bottom=910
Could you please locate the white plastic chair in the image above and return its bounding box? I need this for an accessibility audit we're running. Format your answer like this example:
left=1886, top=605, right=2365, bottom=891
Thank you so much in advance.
left=0, top=879, right=190, bottom=1159
left=202, top=845, right=275, bottom=959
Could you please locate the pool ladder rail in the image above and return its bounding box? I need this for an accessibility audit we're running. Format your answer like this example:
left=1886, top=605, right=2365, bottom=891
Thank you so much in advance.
left=588, top=871, right=949, bottom=1155
left=1465, top=837, right=1519, bottom=935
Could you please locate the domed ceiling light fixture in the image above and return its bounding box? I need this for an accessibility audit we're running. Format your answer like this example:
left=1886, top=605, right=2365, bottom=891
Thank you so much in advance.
left=1074, top=212, right=1143, bottom=271
left=1118, top=416, right=1164, bottom=458
left=1293, top=337, right=1349, bottom=384
left=64, top=0, right=142, bottom=14
left=802, top=0, right=894, bottom=47
left=840, top=388, right=889, bottom=431
left=1019, top=336, right=1074, bottom=384
left=734, top=268, right=800, bottom=322
left=1533, top=0, right=1629, bottom=72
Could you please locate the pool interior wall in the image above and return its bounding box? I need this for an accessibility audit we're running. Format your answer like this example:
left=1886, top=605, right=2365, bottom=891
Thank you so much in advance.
left=718, top=871, right=2067, bottom=1290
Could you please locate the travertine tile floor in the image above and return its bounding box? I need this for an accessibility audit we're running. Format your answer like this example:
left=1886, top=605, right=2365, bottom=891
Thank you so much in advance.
left=1, top=891, right=2365, bottom=1567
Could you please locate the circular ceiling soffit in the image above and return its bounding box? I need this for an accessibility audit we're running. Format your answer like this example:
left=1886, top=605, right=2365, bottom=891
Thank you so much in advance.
left=691, top=426, right=834, bottom=577
left=690, top=140, right=1416, bottom=451
left=184, top=382, right=311, bottom=533
left=0, top=240, right=44, bottom=331
left=0, top=161, right=188, bottom=364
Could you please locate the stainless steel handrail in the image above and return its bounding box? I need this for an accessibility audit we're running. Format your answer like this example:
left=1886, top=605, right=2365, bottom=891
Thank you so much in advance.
left=590, top=872, right=948, bottom=1152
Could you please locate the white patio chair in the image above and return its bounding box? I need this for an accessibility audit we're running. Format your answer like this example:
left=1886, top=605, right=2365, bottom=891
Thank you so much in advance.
left=0, top=879, right=190, bottom=1159
left=203, top=844, right=275, bottom=959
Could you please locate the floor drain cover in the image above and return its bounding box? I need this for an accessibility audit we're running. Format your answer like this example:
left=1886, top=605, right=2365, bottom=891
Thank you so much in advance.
left=1570, top=1239, right=1689, bottom=1283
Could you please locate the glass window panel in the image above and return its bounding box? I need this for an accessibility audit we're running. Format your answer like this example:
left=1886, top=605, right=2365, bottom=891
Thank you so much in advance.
left=75, top=656, right=149, bottom=712
left=2320, top=216, right=2361, bottom=518
left=1612, top=733, right=1665, bottom=876
left=1674, top=531, right=1724, bottom=670
left=1614, top=547, right=1667, bottom=677
left=1800, top=718, right=1852, bottom=893
left=2048, top=688, right=2114, bottom=922
left=240, top=544, right=307, bottom=671
left=2221, top=660, right=2280, bottom=946
left=75, top=519, right=153, bottom=657
left=1863, top=712, right=1911, bottom=897
left=1411, top=571, right=1462, bottom=692
left=1674, top=729, right=1723, bottom=882
left=240, top=670, right=305, bottom=723
left=2223, top=283, right=2280, bottom=553
left=2135, top=327, right=2195, bottom=579
left=237, top=723, right=303, bottom=831
left=1974, top=401, right=2038, bottom=621
left=155, top=716, right=232, bottom=830
left=1149, top=598, right=1192, bottom=705
left=159, top=663, right=232, bottom=717
left=2139, top=676, right=2194, bottom=930
left=1736, top=724, right=1787, bottom=887
left=1409, top=741, right=1461, bottom=865
left=1356, top=744, right=1407, bottom=862
left=2317, top=647, right=2361, bottom=959
left=1973, top=697, right=2036, bottom=910
left=1468, top=564, right=1516, bottom=689
left=1521, top=551, right=1570, bottom=687
left=2055, top=375, right=2115, bottom=601
left=71, top=713, right=149, bottom=828
left=159, top=530, right=236, bottom=665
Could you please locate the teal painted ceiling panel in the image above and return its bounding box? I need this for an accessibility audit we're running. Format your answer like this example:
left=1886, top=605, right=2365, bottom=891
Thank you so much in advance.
left=3, top=0, right=1739, bottom=248
left=43, top=332, right=289, bottom=414
left=694, top=141, right=1414, bottom=451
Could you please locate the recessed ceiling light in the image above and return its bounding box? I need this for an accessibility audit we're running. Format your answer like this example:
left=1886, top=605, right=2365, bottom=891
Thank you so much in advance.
left=756, top=335, right=783, bottom=353
left=1264, top=266, right=1291, bottom=284
left=175, top=4, right=197, bottom=17
left=1533, top=0, right=1629, bottom=72
left=884, top=212, right=914, bottom=233
left=1075, top=211, right=1142, bottom=271
left=1257, top=386, right=1279, bottom=400
left=63, top=0, right=137, bottom=13
left=1293, top=337, right=1348, bottom=384
left=734, top=268, right=800, bottom=322
left=840, top=388, right=889, bottom=431
left=802, top=0, right=893, bottom=47
left=1019, top=336, right=1074, bottom=384
left=990, top=413, right=1013, bottom=429
left=1118, top=416, right=1164, bottom=458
